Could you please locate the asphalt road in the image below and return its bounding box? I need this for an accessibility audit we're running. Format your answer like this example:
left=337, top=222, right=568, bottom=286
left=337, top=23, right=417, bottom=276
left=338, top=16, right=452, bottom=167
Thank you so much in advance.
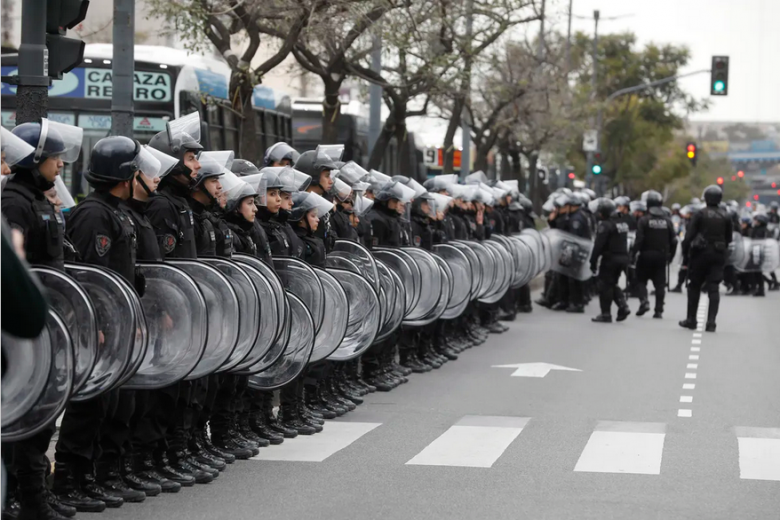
left=98, top=283, right=780, bottom=520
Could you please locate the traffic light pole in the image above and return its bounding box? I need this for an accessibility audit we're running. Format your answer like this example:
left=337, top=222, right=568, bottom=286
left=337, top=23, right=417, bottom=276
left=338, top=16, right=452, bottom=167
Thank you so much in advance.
left=15, top=0, right=50, bottom=124
left=111, top=0, right=135, bottom=138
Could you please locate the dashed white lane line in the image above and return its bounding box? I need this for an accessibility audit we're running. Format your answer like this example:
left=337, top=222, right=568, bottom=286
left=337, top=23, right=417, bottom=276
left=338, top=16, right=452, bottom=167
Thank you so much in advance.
left=680, top=396, right=693, bottom=403
left=689, top=355, right=699, bottom=360
left=691, top=339, right=702, bottom=345
left=683, top=384, right=695, bottom=390
left=687, top=363, right=698, bottom=369
left=693, top=333, right=702, bottom=338
left=678, top=409, right=692, bottom=418
left=685, top=373, right=697, bottom=379
left=691, top=347, right=700, bottom=352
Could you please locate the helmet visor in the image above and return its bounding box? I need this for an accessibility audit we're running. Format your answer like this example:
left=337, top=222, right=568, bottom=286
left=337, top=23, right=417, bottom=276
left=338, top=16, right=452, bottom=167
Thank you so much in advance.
left=53, top=175, right=76, bottom=209
left=144, top=145, right=179, bottom=178
left=368, top=169, right=392, bottom=192
left=465, top=170, right=488, bottom=185
left=353, top=194, right=374, bottom=217
left=133, top=145, right=163, bottom=179
left=196, top=153, right=226, bottom=177
left=198, top=150, right=234, bottom=170
left=166, top=112, right=201, bottom=149
left=331, top=177, right=353, bottom=202
left=278, top=166, right=312, bottom=193
left=377, top=181, right=416, bottom=204
left=338, top=161, right=370, bottom=185
left=37, top=119, right=83, bottom=164
left=315, top=144, right=345, bottom=162
left=352, top=181, right=370, bottom=194
left=266, top=142, right=300, bottom=165
left=1, top=127, right=35, bottom=166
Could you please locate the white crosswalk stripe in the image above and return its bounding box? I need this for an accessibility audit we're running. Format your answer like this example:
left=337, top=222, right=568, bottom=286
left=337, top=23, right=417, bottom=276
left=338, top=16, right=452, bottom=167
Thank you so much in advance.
left=250, top=421, right=381, bottom=462
left=735, top=427, right=780, bottom=481
left=406, top=415, right=530, bottom=468
left=574, top=421, right=666, bottom=475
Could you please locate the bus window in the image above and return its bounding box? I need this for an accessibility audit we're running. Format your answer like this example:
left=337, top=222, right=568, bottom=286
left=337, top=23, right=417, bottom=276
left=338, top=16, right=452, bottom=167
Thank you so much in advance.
left=206, top=104, right=223, bottom=150
left=265, top=112, right=277, bottom=143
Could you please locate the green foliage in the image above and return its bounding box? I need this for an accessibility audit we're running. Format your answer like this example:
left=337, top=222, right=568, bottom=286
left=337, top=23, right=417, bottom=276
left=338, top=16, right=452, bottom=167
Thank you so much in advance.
left=666, top=151, right=749, bottom=205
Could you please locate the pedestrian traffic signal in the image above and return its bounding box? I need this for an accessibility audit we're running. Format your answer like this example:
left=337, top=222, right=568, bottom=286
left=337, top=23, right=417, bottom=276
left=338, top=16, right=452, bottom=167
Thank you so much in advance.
left=686, top=142, right=697, bottom=166
left=716, top=177, right=724, bottom=185
left=46, top=1, right=90, bottom=79
left=737, top=170, right=744, bottom=178
left=710, top=56, right=729, bottom=96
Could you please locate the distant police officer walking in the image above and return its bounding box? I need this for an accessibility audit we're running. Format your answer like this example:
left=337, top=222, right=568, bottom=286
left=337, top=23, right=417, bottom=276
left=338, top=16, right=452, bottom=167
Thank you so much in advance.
left=590, top=198, right=631, bottom=323
left=679, top=185, right=732, bottom=332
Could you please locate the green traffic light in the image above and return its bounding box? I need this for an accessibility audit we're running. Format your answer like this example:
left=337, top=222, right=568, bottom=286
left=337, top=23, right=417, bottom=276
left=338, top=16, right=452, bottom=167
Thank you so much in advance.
left=592, top=164, right=602, bottom=175
left=713, top=80, right=725, bottom=92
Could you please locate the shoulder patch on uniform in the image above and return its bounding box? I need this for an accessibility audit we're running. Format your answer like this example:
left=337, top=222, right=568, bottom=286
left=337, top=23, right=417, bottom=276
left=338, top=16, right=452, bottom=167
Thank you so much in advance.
left=95, top=234, right=111, bottom=257
left=372, top=237, right=379, bottom=247
left=163, top=234, right=176, bottom=253
left=414, top=235, right=422, bottom=247
left=572, top=220, right=581, bottom=229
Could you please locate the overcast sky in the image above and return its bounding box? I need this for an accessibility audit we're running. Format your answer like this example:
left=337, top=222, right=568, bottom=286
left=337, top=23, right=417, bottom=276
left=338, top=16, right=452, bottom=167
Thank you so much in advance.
left=551, top=0, right=780, bottom=123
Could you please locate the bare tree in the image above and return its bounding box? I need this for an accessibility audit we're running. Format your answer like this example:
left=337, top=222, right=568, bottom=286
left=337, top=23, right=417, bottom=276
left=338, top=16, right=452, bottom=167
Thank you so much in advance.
left=146, top=0, right=328, bottom=160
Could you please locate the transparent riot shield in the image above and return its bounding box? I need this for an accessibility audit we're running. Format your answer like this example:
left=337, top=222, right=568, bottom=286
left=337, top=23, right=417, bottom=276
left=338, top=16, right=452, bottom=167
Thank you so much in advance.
left=325, top=254, right=362, bottom=273
left=274, top=257, right=325, bottom=335
left=401, top=248, right=443, bottom=323
left=201, top=258, right=260, bottom=372
left=2, top=310, right=74, bottom=442
left=65, top=264, right=138, bottom=400
left=372, top=249, right=416, bottom=316
left=375, top=260, right=405, bottom=342
left=449, top=241, right=482, bottom=299
left=460, top=241, right=496, bottom=299
left=543, top=228, right=594, bottom=281
left=404, top=254, right=451, bottom=326
left=166, top=260, right=240, bottom=379
left=1, top=327, right=52, bottom=427
left=235, top=297, right=291, bottom=375
left=727, top=231, right=745, bottom=267
left=434, top=244, right=472, bottom=319
left=480, top=240, right=513, bottom=304
left=326, top=268, right=382, bottom=360
left=310, top=267, right=349, bottom=362
left=735, top=237, right=780, bottom=273
left=511, top=235, right=538, bottom=287
left=248, top=292, right=315, bottom=390
left=112, top=273, right=149, bottom=388
left=229, top=257, right=284, bottom=373
left=31, top=267, right=97, bottom=395
left=122, top=263, right=208, bottom=390
left=333, top=239, right=380, bottom=293
left=233, top=254, right=287, bottom=346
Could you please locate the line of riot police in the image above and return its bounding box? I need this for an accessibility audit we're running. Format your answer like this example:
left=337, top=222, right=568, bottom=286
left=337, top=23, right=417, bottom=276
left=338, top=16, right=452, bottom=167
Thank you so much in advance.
left=0, top=115, right=550, bottom=520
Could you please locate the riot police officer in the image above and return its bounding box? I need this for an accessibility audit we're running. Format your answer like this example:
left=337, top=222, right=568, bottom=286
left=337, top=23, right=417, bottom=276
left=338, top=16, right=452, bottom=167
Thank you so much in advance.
left=559, top=194, right=591, bottom=313
left=54, top=136, right=148, bottom=511
left=263, top=142, right=300, bottom=167
left=633, top=191, right=676, bottom=319
left=750, top=213, right=770, bottom=297
left=2, top=119, right=83, bottom=520
left=590, top=199, right=631, bottom=323
left=296, top=150, right=338, bottom=250
left=679, top=185, right=732, bottom=332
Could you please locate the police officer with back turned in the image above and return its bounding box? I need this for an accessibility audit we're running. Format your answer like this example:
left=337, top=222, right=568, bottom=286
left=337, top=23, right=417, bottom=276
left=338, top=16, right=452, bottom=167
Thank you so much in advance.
left=632, top=190, right=676, bottom=319
left=679, top=185, right=732, bottom=332
left=590, top=198, right=632, bottom=323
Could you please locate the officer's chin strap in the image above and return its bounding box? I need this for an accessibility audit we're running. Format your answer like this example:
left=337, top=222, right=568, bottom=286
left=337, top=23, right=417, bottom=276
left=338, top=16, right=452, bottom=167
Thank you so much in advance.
left=136, top=173, right=153, bottom=197
left=31, top=167, right=55, bottom=192
left=199, top=183, right=219, bottom=207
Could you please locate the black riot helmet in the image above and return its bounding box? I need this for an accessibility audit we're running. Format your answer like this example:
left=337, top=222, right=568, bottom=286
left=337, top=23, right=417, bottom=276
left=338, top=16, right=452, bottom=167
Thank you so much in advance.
left=595, top=198, right=616, bottom=220
left=769, top=201, right=778, bottom=211
left=231, top=158, right=261, bottom=177
left=702, top=185, right=723, bottom=206
left=295, top=150, right=337, bottom=178
left=753, top=213, right=768, bottom=225
left=85, top=136, right=161, bottom=191
left=642, top=190, right=663, bottom=208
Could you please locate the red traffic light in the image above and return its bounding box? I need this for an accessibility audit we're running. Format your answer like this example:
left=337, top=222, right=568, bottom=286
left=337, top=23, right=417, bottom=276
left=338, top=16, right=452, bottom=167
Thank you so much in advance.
left=568, top=172, right=575, bottom=179
left=731, top=176, right=737, bottom=181
left=746, top=201, right=752, bottom=207
left=737, top=170, right=744, bottom=178
left=772, top=182, right=777, bottom=188
left=716, top=177, right=724, bottom=185
left=753, top=194, right=759, bottom=200
left=687, top=144, right=695, bottom=152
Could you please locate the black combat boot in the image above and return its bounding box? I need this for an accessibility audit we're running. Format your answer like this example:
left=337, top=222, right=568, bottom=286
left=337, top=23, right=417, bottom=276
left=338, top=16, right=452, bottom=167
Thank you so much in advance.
left=78, top=471, right=125, bottom=508
left=248, top=410, right=286, bottom=444
left=120, top=456, right=162, bottom=496
left=165, top=451, right=214, bottom=484
left=262, top=393, right=299, bottom=437
left=133, top=451, right=183, bottom=492
left=51, top=463, right=108, bottom=513
left=44, top=491, right=76, bottom=518
left=591, top=314, right=612, bottom=323
left=635, top=300, right=650, bottom=316
left=189, top=430, right=228, bottom=470
left=152, top=450, right=195, bottom=487
left=96, top=460, right=146, bottom=503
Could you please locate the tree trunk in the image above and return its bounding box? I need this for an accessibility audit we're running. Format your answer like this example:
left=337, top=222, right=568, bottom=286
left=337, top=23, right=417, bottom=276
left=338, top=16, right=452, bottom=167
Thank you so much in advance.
left=393, top=105, right=409, bottom=177
left=367, top=113, right=395, bottom=170
left=474, top=143, right=490, bottom=173
left=441, top=96, right=464, bottom=175
left=509, top=149, right=521, bottom=183
left=321, top=79, right=342, bottom=144
left=526, top=152, right=541, bottom=213
left=231, top=70, right=258, bottom=163
left=498, top=138, right=510, bottom=181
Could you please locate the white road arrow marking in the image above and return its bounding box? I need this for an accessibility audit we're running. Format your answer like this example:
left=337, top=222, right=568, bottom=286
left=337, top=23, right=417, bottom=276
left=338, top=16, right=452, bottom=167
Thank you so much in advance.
left=491, top=363, right=582, bottom=378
